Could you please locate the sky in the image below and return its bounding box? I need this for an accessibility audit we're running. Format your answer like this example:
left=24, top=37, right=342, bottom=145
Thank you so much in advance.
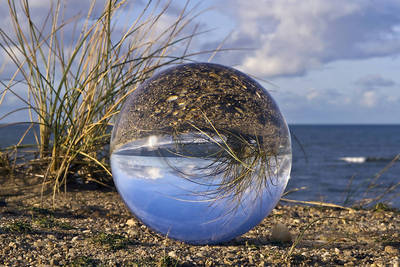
left=1, top=0, right=400, bottom=124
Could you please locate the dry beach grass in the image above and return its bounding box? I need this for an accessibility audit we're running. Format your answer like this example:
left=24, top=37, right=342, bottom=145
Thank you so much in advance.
left=0, top=176, right=399, bottom=266
left=0, top=0, right=217, bottom=197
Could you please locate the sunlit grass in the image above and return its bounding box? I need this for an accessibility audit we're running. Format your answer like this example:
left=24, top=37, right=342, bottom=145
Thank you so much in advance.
left=0, top=0, right=212, bottom=199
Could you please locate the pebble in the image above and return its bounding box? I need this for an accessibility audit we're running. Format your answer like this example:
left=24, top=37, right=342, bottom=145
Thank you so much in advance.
left=196, top=251, right=205, bottom=257
left=33, top=240, right=42, bottom=248
left=270, top=223, right=292, bottom=243
left=126, top=218, right=136, bottom=226
left=385, top=245, right=398, bottom=254
left=344, top=250, right=353, bottom=257
left=127, top=229, right=138, bottom=236
left=166, top=95, right=178, bottom=102
left=8, top=242, right=16, bottom=249
left=321, top=251, right=330, bottom=260
left=168, top=251, right=177, bottom=258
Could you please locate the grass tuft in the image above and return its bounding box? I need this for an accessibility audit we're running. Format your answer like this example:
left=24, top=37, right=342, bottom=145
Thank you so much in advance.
left=6, top=220, right=33, bottom=233
left=0, top=151, right=12, bottom=175
left=91, top=232, right=132, bottom=250
left=157, top=255, right=180, bottom=267
left=0, top=0, right=214, bottom=200
left=373, top=202, right=398, bottom=212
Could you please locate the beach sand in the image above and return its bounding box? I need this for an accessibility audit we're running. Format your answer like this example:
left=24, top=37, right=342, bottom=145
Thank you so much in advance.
left=0, top=178, right=399, bottom=266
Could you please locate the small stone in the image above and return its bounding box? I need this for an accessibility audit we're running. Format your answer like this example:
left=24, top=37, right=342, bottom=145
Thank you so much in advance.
left=343, top=250, right=352, bottom=257
left=196, top=251, right=204, bottom=257
left=270, top=223, right=292, bottom=243
left=334, top=248, right=340, bottom=254
left=47, top=234, right=56, bottom=240
left=166, top=95, right=178, bottom=101
left=321, top=251, right=330, bottom=260
left=205, top=259, right=213, bottom=267
left=126, top=218, right=136, bottom=226
left=9, top=242, right=16, bottom=249
left=82, top=229, right=91, bottom=234
left=249, top=255, right=254, bottom=264
left=168, top=251, right=177, bottom=258
left=225, top=252, right=236, bottom=259
left=385, top=245, right=398, bottom=254
left=33, top=240, right=42, bottom=248
left=71, top=236, right=79, bottom=242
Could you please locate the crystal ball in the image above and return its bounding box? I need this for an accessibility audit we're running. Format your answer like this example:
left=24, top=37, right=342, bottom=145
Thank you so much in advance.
left=110, top=63, right=291, bottom=244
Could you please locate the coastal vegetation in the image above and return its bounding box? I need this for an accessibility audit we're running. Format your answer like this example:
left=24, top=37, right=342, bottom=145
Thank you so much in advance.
left=0, top=0, right=210, bottom=197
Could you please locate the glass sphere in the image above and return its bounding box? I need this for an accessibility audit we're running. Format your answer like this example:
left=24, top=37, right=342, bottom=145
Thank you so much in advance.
left=110, top=63, right=291, bottom=245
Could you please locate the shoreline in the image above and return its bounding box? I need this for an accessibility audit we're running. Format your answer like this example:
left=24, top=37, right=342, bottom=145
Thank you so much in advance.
left=0, top=186, right=399, bottom=266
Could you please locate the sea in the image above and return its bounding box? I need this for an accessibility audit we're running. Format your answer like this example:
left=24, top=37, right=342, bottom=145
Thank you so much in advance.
left=289, top=125, right=400, bottom=209
left=1, top=124, right=399, bottom=208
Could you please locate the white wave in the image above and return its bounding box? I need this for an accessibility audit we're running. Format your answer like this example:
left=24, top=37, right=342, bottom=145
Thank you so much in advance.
left=339, top=157, right=366, bottom=163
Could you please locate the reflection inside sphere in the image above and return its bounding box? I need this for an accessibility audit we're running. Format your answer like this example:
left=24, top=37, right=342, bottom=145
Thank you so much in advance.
left=111, top=63, right=292, bottom=244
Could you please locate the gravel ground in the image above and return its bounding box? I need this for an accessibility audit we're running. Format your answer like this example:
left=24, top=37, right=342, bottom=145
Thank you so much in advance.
left=0, top=182, right=399, bottom=266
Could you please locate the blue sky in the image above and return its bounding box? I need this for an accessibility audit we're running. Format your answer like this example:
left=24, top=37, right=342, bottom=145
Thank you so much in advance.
left=1, top=0, right=400, bottom=124
left=194, top=0, right=400, bottom=124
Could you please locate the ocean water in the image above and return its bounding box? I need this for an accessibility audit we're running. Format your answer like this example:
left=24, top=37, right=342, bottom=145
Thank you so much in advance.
left=1, top=124, right=399, bottom=208
left=288, top=125, right=400, bottom=208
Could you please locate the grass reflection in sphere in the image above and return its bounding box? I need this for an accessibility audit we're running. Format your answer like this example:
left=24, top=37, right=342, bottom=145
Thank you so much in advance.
left=110, top=63, right=292, bottom=245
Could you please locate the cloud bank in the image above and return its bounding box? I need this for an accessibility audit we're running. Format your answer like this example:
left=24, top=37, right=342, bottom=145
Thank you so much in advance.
left=218, top=0, right=400, bottom=78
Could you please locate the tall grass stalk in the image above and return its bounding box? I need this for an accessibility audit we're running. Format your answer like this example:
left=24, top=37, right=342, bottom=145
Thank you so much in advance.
left=284, top=216, right=350, bottom=263
left=341, top=153, right=400, bottom=208
left=0, top=0, right=209, bottom=198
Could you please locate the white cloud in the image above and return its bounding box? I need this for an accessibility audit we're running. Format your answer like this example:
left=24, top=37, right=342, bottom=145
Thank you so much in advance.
left=116, top=159, right=164, bottom=180
left=127, top=165, right=164, bottom=180
left=360, top=91, right=377, bottom=108
left=216, top=0, right=400, bottom=78
left=141, top=167, right=163, bottom=180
